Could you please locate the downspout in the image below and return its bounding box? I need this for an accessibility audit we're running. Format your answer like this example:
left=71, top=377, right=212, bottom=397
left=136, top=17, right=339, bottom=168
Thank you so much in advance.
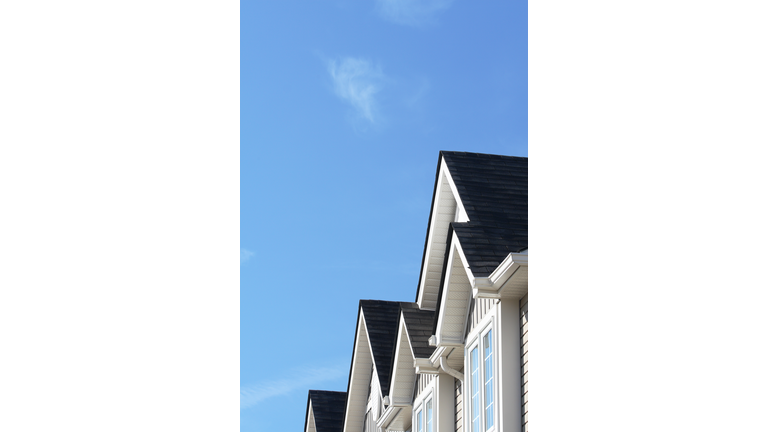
left=436, top=348, right=464, bottom=384
left=439, top=356, right=464, bottom=384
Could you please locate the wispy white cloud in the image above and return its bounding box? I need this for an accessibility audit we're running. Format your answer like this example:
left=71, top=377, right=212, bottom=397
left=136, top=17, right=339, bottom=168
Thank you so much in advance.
left=240, top=365, right=347, bottom=409
left=327, top=57, right=384, bottom=123
left=375, top=0, right=454, bottom=27
left=240, top=248, right=254, bottom=264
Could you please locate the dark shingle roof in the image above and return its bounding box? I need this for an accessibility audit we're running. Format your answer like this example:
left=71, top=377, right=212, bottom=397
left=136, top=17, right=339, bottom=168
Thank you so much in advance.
left=441, top=151, right=528, bottom=277
left=306, top=390, right=346, bottom=432
left=400, top=303, right=436, bottom=359
left=360, top=300, right=405, bottom=397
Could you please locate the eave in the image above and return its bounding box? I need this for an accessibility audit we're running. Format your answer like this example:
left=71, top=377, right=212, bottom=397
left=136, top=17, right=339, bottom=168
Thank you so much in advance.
left=471, top=251, right=528, bottom=299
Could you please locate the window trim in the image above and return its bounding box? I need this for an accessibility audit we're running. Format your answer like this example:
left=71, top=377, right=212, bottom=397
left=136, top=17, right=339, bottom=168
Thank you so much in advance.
left=466, top=319, right=496, bottom=432
left=413, top=387, right=434, bottom=432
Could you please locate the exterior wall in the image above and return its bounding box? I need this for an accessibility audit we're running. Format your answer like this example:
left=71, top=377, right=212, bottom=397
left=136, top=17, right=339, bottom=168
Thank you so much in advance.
left=364, top=366, right=383, bottom=432
left=455, top=378, right=463, bottom=432
left=498, top=297, right=522, bottom=432
left=412, top=372, right=454, bottom=432
left=520, top=294, right=528, bottom=432
left=414, top=373, right=435, bottom=402
left=466, top=297, right=495, bottom=336
left=436, top=373, right=454, bottom=432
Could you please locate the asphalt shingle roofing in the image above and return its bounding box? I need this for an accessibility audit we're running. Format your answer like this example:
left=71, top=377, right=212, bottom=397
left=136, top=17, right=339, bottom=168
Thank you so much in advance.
left=360, top=300, right=406, bottom=397
left=302, top=151, right=527, bottom=426
left=400, top=303, right=436, bottom=359
left=307, top=390, right=346, bottom=432
left=441, top=151, right=528, bottom=277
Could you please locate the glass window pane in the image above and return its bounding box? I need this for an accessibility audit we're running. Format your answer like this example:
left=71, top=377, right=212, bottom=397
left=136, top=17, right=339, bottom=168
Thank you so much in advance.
left=483, top=330, right=494, bottom=429
left=417, top=408, right=422, bottom=432
left=471, top=346, right=480, bottom=432
left=426, top=399, right=433, bottom=432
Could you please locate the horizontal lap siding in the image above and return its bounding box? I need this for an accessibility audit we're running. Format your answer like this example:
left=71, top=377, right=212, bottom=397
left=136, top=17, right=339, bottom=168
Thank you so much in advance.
left=520, top=294, right=528, bottom=432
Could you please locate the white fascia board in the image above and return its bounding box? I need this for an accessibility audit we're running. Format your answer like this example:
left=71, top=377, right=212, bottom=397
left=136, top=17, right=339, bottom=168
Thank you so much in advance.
left=305, top=400, right=315, bottom=432
left=433, top=240, right=456, bottom=345
left=428, top=345, right=447, bottom=365
left=376, top=405, right=402, bottom=430
left=416, top=158, right=468, bottom=308
left=433, top=235, right=474, bottom=348
left=360, top=311, right=385, bottom=401
left=416, top=161, right=449, bottom=308
left=440, top=161, right=468, bottom=223
left=451, top=234, right=474, bottom=285
left=414, top=357, right=439, bottom=374
left=472, top=252, right=529, bottom=299
left=399, top=314, right=415, bottom=360
left=343, top=313, right=373, bottom=432
left=389, top=316, right=416, bottom=406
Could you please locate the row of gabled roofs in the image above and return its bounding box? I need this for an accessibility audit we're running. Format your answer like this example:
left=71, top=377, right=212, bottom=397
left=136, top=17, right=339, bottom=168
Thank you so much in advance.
left=304, top=151, right=527, bottom=432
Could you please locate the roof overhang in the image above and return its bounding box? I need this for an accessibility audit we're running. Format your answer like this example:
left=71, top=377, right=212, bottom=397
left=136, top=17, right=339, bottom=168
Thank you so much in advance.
left=304, top=398, right=316, bottom=432
left=471, top=251, right=528, bottom=299
left=342, top=309, right=375, bottom=432
left=388, top=317, right=418, bottom=406
left=433, top=234, right=473, bottom=350
left=415, top=155, right=470, bottom=310
left=381, top=316, right=418, bottom=432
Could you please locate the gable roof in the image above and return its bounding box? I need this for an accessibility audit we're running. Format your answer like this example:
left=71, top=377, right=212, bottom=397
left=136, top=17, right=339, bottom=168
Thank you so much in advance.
left=400, top=303, right=436, bottom=359
left=306, top=390, right=347, bottom=432
left=442, top=151, right=528, bottom=277
left=359, top=300, right=405, bottom=397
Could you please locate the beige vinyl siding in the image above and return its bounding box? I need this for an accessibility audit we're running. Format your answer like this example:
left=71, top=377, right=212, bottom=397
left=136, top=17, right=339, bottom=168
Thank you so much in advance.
left=414, top=373, right=435, bottom=402
left=362, top=409, right=375, bottom=432
left=466, top=297, right=495, bottom=335
left=455, top=377, right=463, bottom=432
left=520, top=294, right=528, bottom=432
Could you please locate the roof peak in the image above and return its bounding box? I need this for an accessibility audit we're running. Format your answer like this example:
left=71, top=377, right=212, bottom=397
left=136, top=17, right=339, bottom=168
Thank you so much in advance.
left=440, top=150, right=527, bottom=159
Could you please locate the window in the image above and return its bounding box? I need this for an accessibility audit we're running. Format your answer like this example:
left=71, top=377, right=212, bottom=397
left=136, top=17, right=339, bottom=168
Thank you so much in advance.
left=483, top=330, right=494, bottom=429
left=426, top=398, right=433, bottom=432
left=415, top=394, right=433, bottom=432
left=469, top=327, right=494, bottom=431
left=416, top=406, right=423, bottom=432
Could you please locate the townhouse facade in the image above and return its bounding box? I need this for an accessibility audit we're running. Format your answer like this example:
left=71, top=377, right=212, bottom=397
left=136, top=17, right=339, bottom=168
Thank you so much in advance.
left=304, top=151, right=528, bottom=432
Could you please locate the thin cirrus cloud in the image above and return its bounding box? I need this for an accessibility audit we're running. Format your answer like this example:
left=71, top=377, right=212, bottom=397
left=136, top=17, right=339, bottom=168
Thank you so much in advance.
left=240, top=248, right=254, bottom=264
left=240, top=365, right=347, bottom=409
left=327, top=57, right=384, bottom=124
left=375, top=0, right=454, bottom=27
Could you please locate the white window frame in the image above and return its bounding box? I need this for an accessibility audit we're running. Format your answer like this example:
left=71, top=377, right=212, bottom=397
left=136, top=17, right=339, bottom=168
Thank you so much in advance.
left=413, top=387, right=434, bottom=432
left=466, top=320, right=496, bottom=432
left=425, top=396, right=433, bottom=432
left=415, top=404, right=423, bottom=432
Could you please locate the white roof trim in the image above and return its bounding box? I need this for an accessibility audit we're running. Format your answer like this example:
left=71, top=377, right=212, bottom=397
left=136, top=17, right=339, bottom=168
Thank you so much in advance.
left=416, top=157, right=468, bottom=310
left=376, top=405, right=402, bottom=430
left=388, top=316, right=417, bottom=407
left=472, top=252, right=529, bottom=299
left=440, top=161, right=468, bottom=222
left=342, top=312, right=375, bottom=432
left=433, top=236, right=474, bottom=348
left=305, top=400, right=316, bottom=432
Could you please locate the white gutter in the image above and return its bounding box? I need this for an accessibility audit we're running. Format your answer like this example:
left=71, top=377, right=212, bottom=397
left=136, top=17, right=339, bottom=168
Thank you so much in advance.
left=375, top=404, right=401, bottom=430
left=472, top=252, right=528, bottom=299
left=430, top=347, right=464, bottom=384
left=439, top=356, right=464, bottom=384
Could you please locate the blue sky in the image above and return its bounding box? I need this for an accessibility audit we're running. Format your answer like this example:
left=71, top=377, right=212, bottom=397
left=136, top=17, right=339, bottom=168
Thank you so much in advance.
left=241, top=1, right=527, bottom=430
left=4, top=2, right=768, bottom=432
